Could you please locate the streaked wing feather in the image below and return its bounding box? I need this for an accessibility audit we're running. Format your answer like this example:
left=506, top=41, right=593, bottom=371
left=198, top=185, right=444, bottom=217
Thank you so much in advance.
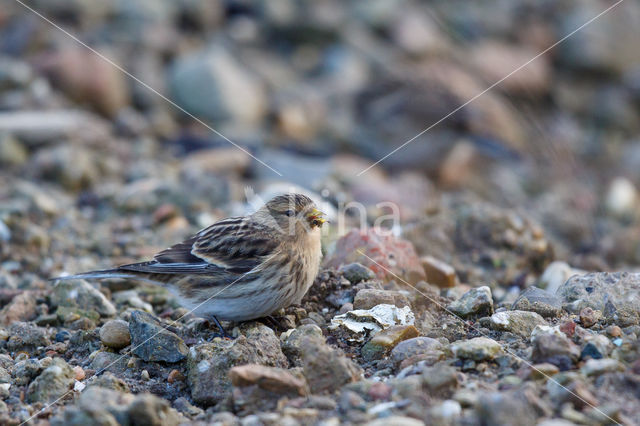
left=118, top=216, right=279, bottom=276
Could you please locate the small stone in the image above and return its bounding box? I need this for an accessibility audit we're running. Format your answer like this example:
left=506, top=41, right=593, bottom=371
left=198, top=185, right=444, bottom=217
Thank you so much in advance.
left=338, top=263, right=375, bottom=284
left=539, top=261, right=583, bottom=294
left=280, top=324, right=324, bottom=366
left=299, top=337, right=362, bottom=394
left=26, top=358, right=75, bottom=403
left=89, top=351, right=129, bottom=374
left=490, top=310, right=547, bottom=337
left=6, top=322, right=50, bottom=353
left=229, top=364, right=308, bottom=396
left=391, top=337, right=445, bottom=366
left=451, top=337, right=502, bottom=361
left=512, top=286, right=563, bottom=317
left=0, top=291, right=37, bottom=325
left=51, top=279, right=116, bottom=318
left=329, top=304, right=415, bottom=342
left=605, top=325, right=622, bottom=337
left=422, top=365, right=459, bottom=396
left=129, top=310, right=188, bottom=363
left=579, top=307, right=601, bottom=328
left=580, top=334, right=611, bottom=360
left=531, top=332, right=580, bottom=369
left=353, top=289, right=410, bottom=310
left=447, top=286, right=493, bottom=318
left=127, top=393, right=182, bottom=426
left=606, top=177, right=637, bottom=216
left=187, top=323, right=288, bottom=406
left=167, top=369, right=184, bottom=384
left=528, top=363, right=560, bottom=381
left=557, top=272, right=640, bottom=326
left=173, top=396, right=203, bottom=418
left=581, top=358, right=625, bottom=377
left=141, top=370, right=150, bottom=381
left=361, top=325, right=419, bottom=361
left=99, top=320, right=131, bottom=349
left=73, top=366, right=85, bottom=381
left=421, top=256, right=458, bottom=288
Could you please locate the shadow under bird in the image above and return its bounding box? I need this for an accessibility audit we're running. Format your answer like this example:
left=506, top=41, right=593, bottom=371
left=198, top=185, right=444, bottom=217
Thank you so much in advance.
left=54, top=193, right=327, bottom=337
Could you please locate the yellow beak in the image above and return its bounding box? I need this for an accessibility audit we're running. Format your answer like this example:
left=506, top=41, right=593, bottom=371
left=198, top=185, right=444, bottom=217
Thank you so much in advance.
left=306, top=208, right=327, bottom=226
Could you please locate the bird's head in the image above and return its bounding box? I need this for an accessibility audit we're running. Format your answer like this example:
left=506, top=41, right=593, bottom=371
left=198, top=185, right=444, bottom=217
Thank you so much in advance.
left=254, top=193, right=327, bottom=236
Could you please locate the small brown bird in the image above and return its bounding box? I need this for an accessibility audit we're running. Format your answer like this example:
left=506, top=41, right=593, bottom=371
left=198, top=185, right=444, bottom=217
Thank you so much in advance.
left=56, top=194, right=326, bottom=334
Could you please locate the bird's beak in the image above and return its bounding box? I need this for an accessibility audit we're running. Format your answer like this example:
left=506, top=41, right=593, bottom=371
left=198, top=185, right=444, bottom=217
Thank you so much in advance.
left=306, top=208, right=327, bottom=227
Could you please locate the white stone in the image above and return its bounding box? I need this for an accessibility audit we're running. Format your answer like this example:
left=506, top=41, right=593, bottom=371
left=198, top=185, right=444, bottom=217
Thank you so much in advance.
left=329, top=304, right=415, bottom=342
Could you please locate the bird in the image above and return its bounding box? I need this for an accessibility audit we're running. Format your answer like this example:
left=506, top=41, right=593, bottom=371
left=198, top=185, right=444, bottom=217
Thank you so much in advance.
left=54, top=193, right=326, bottom=336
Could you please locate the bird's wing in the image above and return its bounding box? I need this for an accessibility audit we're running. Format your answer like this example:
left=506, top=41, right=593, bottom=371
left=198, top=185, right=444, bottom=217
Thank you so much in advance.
left=118, top=217, right=279, bottom=276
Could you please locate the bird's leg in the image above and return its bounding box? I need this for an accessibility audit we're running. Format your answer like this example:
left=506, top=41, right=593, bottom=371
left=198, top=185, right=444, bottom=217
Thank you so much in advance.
left=210, top=316, right=234, bottom=339
left=262, top=315, right=284, bottom=332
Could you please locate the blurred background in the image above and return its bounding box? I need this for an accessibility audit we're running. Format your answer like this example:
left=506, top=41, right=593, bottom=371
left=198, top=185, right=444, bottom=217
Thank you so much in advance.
left=0, top=0, right=639, bottom=286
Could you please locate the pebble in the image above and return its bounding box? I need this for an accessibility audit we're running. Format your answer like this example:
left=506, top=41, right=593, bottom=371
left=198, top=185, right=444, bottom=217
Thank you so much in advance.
left=451, top=337, right=502, bottom=361
left=229, top=364, right=308, bottom=396
left=531, top=332, right=580, bottom=370
left=353, top=289, right=410, bottom=310
left=557, top=272, right=640, bottom=326
left=187, top=323, right=288, bottom=406
left=361, top=325, right=419, bottom=361
left=447, top=286, right=493, bottom=318
left=338, top=263, right=376, bottom=284
left=51, top=280, right=116, bottom=318
left=329, top=304, right=415, bottom=342
left=26, top=358, right=75, bottom=403
left=391, top=337, right=445, bottom=366
left=489, top=310, right=547, bottom=338
left=512, top=286, right=563, bottom=317
left=128, top=311, right=187, bottom=363
left=99, top=319, right=131, bottom=349
left=421, top=256, right=459, bottom=288
left=581, top=358, right=625, bottom=377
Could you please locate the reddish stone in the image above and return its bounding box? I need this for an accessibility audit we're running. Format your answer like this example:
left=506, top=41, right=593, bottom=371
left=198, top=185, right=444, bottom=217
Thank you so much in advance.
left=559, top=320, right=576, bottom=338
left=324, top=228, right=426, bottom=285
left=368, top=382, right=392, bottom=401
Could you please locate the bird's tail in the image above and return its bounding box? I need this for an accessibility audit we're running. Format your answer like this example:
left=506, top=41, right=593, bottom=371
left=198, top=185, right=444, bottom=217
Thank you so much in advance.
left=50, top=268, right=136, bottom=282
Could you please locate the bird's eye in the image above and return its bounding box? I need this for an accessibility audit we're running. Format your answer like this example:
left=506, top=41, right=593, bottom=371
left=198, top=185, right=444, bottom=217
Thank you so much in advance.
left=284, top=210, right=295, bottom=217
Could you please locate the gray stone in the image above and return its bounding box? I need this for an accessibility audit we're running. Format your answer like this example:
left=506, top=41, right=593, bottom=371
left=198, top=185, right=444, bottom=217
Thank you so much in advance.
left=422, top=365, right=458, bottom=396
left=129, top=310, right=187, bottom=363
left=26, top=358, right=75, bottom=403
left=477, top=391, right=538, bottom=426
left=187, top=322, right=287, bottom=406
left=89, top=351, right=129, bottom=374
left=512, top=286, right=563, bottom=317
left=581, top=358, right=625, bottom=377
left=169, top=46, right=266, bottom=125
left=531, top=332, right=580, bottom=370
left=6, top=322, right=50, bottom=353
left=390, top=337, right=445, bottom=365
left=580, top=334, right=612, bottom=360
left=51, top=279, right=116, bottom=318
left=100, top=320, right=131, bottom=349
left=339, top=262, right=375, bottom=284
left=353, top=289, right=411, bottom=310
left=451, top=337, right=502, bottom=361
left=490, top=310, right=547, bottom=338
left=557, top=272, right=640, bottom=326
left=280, top=324, right=324, bottom=367
left=447, top=286, right=493, bottom=318
left=298, top=335, right=362, bottom=394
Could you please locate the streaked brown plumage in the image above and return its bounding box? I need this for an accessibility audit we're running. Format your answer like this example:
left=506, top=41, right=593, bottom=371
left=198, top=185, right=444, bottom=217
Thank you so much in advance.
left=56, top=194, right=326, bottom=328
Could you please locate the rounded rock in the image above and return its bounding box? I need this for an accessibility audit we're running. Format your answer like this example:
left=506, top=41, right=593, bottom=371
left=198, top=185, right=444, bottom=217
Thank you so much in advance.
left=99, top=320, right=131, bottom=349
